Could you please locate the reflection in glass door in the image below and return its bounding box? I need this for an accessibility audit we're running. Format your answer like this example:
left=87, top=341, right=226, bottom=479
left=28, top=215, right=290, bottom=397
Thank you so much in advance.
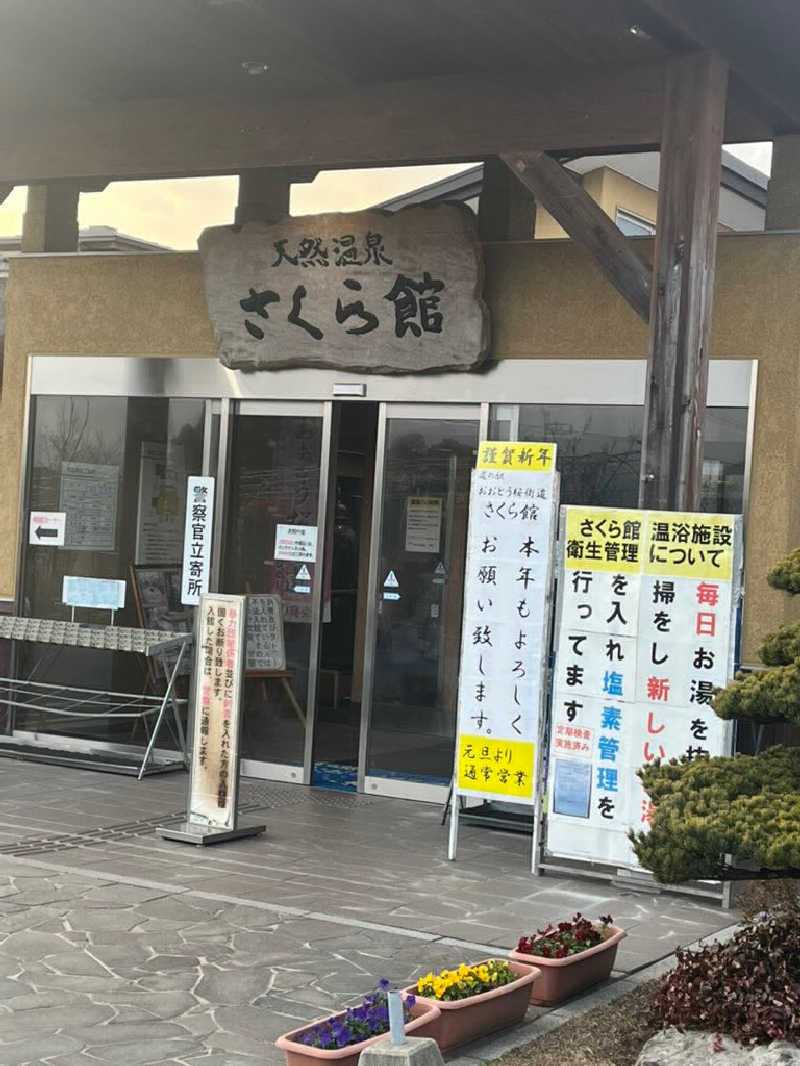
left=362, top=404, right=480, bottom=800
left=222, top=401, right=331, bottom=782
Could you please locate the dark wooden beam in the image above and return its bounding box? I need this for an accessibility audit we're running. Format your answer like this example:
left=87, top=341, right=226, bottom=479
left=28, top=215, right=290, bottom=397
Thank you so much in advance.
left=766, top=135, right=800, bottom=230
left=79, top=179, right=110, bottom=193
left=639, top=52, right=728, bottom=512
left=502, top=151, right=652, bottom=321
left=0, top=60, right=769, bottom=185
left=636, top=0, right=800, bottom=132
left=479, top=157, right=535, bottom=242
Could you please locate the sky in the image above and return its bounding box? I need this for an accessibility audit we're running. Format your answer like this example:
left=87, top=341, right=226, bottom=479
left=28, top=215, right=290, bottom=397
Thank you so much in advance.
left=0, top=144, right=773, bottom=251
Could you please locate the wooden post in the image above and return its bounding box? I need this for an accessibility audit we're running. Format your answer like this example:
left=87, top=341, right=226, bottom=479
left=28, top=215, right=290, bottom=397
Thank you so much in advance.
left=20, top=181, right=80, bottom=252
left=479, top=157, right=535, bottom=242
left=235, top=167, right=317, bottom=225
left=766, top=135, right=800, bottom=230
left=639, top=52, right=728, bottom=511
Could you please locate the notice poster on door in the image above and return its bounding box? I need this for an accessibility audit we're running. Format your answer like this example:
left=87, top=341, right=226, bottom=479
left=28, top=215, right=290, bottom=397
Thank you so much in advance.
left=59, top=462, right=119, bottom=551
left=274, top=523, right=318, bottom=563
left=405, top=497, right=443, bottom=553
left=135, top=441, right=186, bottom=565
left=546, top=506, right=743, bottom=868
left=454, top=441, right=558, bottom=805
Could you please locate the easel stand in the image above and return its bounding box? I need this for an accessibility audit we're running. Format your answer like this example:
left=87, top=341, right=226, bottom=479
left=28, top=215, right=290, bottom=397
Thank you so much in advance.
left=245, top=669, right=305, bottom=725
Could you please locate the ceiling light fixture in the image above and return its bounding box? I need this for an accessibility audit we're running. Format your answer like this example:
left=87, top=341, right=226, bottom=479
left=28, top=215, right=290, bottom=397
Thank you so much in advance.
left=628, top=24, right=652, bottom=40
left=241, top=60, right=270, bottom=75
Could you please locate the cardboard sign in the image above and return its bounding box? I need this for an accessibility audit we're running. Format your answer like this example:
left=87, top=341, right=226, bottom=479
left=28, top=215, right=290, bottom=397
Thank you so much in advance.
left=245, top=594, right=286, bottom=672
left=454, top=440, right=558, bottom=804
left=547, top=505, right=742, bottom=868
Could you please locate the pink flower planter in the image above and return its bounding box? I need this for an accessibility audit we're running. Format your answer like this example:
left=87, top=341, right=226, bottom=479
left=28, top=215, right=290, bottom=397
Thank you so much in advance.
left=275, top=1001, right=441, bottom=1066
left=404, top=959, right=540, bottom=1050
left=508, top=925, right=626, bottom=1006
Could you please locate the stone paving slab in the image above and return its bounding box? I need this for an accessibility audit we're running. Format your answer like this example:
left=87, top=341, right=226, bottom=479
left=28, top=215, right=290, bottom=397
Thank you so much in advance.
left=0, top=758, right=740, bottom=1062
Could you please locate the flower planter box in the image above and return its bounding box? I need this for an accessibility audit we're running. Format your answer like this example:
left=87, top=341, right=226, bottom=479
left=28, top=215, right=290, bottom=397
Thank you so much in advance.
left=508, top=926, right=626, bottom=1006
left=405, top=959, right=539, bottom=1050
left=275, top=1001, right=441, bottom=1066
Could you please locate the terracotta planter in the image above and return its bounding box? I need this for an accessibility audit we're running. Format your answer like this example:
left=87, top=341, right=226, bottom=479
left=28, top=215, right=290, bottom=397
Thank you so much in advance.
left=508, top=925, right=626, bottom=1006
left=404, top=959, right=539, bottom=1050
left=276, top=1000, right=441, bottom=1066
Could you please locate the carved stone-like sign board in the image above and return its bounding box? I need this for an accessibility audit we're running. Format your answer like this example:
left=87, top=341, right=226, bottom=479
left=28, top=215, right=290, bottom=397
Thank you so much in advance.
left=198, top=204, right=489, bottom=374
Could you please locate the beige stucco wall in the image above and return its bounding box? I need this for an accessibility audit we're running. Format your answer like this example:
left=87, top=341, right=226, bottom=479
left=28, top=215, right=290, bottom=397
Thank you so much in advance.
left=3, top=234, right=800, bottom=664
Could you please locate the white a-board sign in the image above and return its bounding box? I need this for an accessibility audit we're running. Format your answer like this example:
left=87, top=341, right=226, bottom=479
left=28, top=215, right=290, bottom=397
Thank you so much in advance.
left=158, top=593, right=265, bottom=845
left=449, top=441, right=558, bottom=865
left=546, top=506, right=742, bottom=869
left=181, top=476, right=215, bottom=606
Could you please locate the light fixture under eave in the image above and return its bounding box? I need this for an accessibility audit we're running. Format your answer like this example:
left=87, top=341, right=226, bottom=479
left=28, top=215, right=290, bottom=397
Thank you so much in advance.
left=241, top=60, right=270, bottom=76
left=628, top=23, right=652, bottom=40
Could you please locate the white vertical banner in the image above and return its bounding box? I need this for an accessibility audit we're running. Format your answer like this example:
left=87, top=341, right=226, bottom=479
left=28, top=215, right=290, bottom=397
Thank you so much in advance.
left=451, top=441, right=558, bottom=853
left=181, top=476, right=215, bottom=606
left=546, top=506, right=743, bottom=869
left=188, top=594, right=246, bottom=830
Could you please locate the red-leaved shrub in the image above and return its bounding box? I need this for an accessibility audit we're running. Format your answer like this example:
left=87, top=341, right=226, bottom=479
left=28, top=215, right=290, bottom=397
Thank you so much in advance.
left=652, top=913, right=800, bottom=1045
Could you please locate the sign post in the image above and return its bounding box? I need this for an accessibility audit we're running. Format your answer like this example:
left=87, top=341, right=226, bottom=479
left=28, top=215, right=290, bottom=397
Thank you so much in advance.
left=449, top=441, right=558, bottom=870
left=545, top=506, right=742, bottom=872
left=159, top=593, right=265, bottom=845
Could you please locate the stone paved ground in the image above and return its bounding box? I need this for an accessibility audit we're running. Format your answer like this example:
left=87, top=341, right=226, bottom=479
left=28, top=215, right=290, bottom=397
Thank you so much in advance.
left=0, top=760, right=738, bottom=1064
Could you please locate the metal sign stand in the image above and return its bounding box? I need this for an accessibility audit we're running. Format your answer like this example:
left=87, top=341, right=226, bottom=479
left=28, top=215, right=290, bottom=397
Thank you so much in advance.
left=159, top=593, right=265, bottom=845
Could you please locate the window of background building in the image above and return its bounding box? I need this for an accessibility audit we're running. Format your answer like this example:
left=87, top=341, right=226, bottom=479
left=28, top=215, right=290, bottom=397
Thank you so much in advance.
left=615, top=208, right=656, bottom=237
left=488, top=404, right=748, bottom=514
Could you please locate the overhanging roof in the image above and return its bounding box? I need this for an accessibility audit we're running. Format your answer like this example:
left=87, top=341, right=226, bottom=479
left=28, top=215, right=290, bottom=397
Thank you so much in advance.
left=0, top=0, right=797, bottom=184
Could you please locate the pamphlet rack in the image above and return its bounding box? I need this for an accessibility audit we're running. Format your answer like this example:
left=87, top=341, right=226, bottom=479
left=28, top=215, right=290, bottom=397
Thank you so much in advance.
left=0, top=616, right=192, bottom=778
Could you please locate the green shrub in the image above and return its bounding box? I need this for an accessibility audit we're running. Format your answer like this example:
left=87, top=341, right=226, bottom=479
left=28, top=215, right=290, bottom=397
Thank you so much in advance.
left=760, top=620, right=800, bottom=666
left=631, top=747, right=800, bottom=882
left=713, top=663, right=800, bottom=723
left=768, top=547, right=800, bottom=594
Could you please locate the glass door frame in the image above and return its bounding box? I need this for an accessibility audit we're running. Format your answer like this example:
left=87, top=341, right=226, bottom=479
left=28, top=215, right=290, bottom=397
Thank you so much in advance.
left=214, top=397, right=334, bottom=786
left=358, top=400, right=487, bottom=803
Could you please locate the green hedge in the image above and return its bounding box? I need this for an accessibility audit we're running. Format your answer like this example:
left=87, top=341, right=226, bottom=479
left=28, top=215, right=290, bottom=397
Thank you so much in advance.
left=631, top=747, right=800, bottom=882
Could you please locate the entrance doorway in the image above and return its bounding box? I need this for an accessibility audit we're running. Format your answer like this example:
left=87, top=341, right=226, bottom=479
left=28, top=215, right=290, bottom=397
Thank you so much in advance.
left=222, top=398, right=480, bottom=799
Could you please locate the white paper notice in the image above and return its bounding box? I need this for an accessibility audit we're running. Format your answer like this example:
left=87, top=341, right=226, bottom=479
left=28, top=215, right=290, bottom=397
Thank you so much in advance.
left=274, top=524, right=318, bottom=563
left=405, top=497, right=443, bottom=553
left=59, top=462, right=119, bottom=551
left=29, top=511, right=66, bottom=547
